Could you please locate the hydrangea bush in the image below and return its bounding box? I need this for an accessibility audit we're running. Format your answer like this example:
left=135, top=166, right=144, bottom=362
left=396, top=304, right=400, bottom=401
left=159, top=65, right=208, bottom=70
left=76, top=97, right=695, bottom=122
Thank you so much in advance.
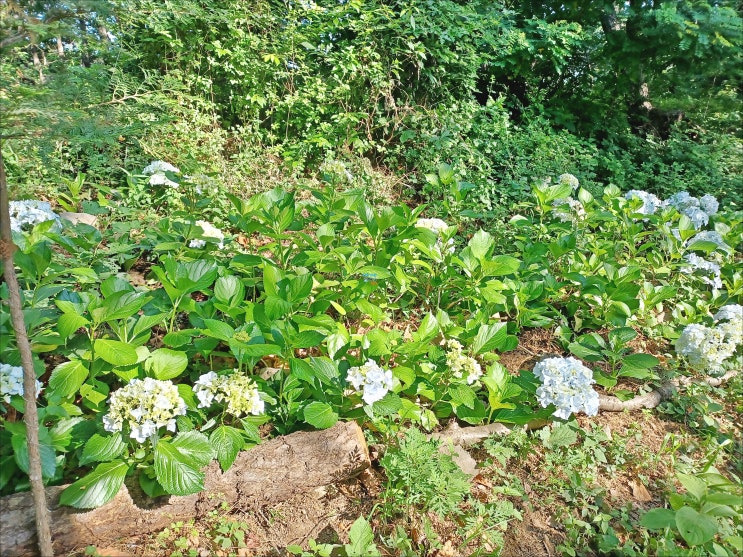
left=533, top=357, right=600, bottom=420
left=347, top=359, right=394, bottom=405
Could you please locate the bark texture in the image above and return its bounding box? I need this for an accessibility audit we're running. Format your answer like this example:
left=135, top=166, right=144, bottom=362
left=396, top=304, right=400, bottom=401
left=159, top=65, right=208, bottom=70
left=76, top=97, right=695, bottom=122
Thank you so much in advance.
left=0, top=421, right=370, bottom=557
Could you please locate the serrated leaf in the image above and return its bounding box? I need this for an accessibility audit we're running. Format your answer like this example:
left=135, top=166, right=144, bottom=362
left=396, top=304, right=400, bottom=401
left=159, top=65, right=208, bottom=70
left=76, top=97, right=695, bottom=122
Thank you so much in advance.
left=202, top=319, right=235, bottom=342
left=622, top=353, right=659, bottom=370
left=171, top=431, right=213, bottom=466
left=154, top=439, right=205, bottom=496
left=214, top=275, right=244, bottom=306
left=93, top=339, right=139, bottom=366
left=468, top=230, right=494, bottom=261
left=472, top=322, right=507, bottom=354
left=371, top=393, right=402, bottom=416
left=303, top=402, right=339, bottom=429
left=145, top=348, right=188, bottom=380
left=291, top=330, right=326, bottom=349
left=449, top=384, right=476, bottom=409
left=12, top=431, right=57, bottom=479
left=79, top=434, right=126, bottom=466
left=48, top=360, right=88, bottom=398
left=545, top=423, right=578, bottom=449
left=93, top=291, right=149, bottom=324
left=58, top=312, right=89, bottom=339
left=290, top=358, right=315, bottom=382
left=210, top=426, right=244, bottom=472
left=59, top=460, right=128, bottom=509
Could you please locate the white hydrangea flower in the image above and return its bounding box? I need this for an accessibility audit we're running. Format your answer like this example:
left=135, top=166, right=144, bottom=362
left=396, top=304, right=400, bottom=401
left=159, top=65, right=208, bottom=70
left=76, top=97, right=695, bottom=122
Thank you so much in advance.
left=625, top=190, right=662, bottom=216
left=675, top=323, right=737, bottom=374
left=0, top=363, right=42, bottom=404
left=415, top=218, right=455, bottom=254
left=683, top=253, right=723, bottom=289
left=142, top=160, right=180, bottom=188
left=552, top=198, right=586, bottom=223
left=188, top=220, right=225, bottom=249
left=558, top=173, right=580, bottom=191
left=193, top=370, right=265, bottom=417
left=346, top=359, right=393, bottom=405
left=444, top=339, right=483, bottom=385
left=103, top=378, right=187, bottom=443
left=8, top=200, right=61, bottom=233
left=533, top=357, right=599, bottom=420
left=713, top=305, right=743, bottom=347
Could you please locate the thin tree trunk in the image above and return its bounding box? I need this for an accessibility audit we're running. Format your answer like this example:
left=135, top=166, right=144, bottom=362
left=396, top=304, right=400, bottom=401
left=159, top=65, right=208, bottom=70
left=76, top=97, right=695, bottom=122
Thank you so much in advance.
left=0, top=145, right=53, bottom=557
left=56, top=36, right=64, bottom=57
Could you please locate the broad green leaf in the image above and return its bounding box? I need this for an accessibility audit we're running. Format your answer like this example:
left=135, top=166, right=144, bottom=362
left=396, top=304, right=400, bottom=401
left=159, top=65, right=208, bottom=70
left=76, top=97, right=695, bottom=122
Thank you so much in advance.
left=568, top=341, right=604, bottom=362
left=472, top=322, right=507, bottom=354
left=370, top=393, right=402, bottom=416
left=288, top=273, right=313, bottom=302
left=482, top=255, right=521, bottom=277
left=640, top=508, right=677, bottom=530
left=468, top=230, right=494, bottom=261
left=59, top=460, right=128, bottom=509
left=291, top=330, right=326, bottom=349
left=79, top=434, right=127, bottom=466
left=622, top=353, right=659, bottom=370
left=214, top=275, right=244, bottom=306
left=545, top=423, right=578, bottom=449
left=12, top=430, right=57, bottom=479
left=210, top=426, right=244, bottom=472
left=57, top=312, right=89, bottom=339
left=345, top=516, right=379, bottom=557
left=449, top=384, right=476, bottom=409
left=202, top=319, right=235, bottom=341
left=303, top=401, right=339, bottom=429
left=163, top=329, right=197, bottom=348
left=309, top=357, right=340, bottom=384
left=172, top=431, right=214, bottom=466
left=265, top=295, right=292, bottom=320
left=93, top=339, right=139, bottom=366
left=154, top=439, right=205, bottom=496
left=92, top=290, right=149, bottom=324
left=48, top=360, right=88, bottom=398
left=145, top=348, right=188, bottom=380
left=290, top=358, right=315, bottom=382
left=179, top=260, right=218, bottom=294
left=608, top=327, right=637, bottom=347
left=356, top=265, right=391, bottom=279
left=675, top=506, right=717, bottom=546
left=677, top=473, right=707, bottom=501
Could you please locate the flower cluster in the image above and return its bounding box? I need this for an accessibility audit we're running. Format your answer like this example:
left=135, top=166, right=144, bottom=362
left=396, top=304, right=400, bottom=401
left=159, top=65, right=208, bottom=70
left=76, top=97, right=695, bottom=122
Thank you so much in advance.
left=444, top=339, right=482, bottom=385
left=675, top=324, right=737, bottom=375
left=552, top=197, right=586, bottom=223
left=189, top=220, right=225, bottom=249
left=533, top=357, right=599, bottom=420
left=625, top=190, right=663, bottom=216
left=142, top=160, right=180, bottom=188
left=666, top=192, right=719, bottom=229
left=558, top=173, right=580, bottom=190
left=193, top=371, right=265, bottom=417
left=683, top=253, right=723, bottom=289
left=415, top=218, right=455, bottom=254
left=103, top=378, right=187, bottom=443
left=687, top=231, right=732, bottom=255
left=347, top=359, right=394, bottom=405
left=714, top=304, right=743, bottom=347
left=0, top=363, right=42, bottom=404
left=8, top=200, right=60, bottom=233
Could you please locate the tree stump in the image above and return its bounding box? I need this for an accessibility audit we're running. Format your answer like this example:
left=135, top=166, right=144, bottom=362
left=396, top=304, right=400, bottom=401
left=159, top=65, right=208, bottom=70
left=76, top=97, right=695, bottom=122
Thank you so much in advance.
left=0, top=421, right=370, bottom=557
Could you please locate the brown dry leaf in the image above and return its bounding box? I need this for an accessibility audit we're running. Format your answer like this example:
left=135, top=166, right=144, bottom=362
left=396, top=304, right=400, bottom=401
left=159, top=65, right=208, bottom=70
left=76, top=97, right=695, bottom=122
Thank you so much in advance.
left=435, top=539, right=458, bottom=557
left=473, top=473, right=493, bottom=489
left=631, top=480, right=652, bottom=501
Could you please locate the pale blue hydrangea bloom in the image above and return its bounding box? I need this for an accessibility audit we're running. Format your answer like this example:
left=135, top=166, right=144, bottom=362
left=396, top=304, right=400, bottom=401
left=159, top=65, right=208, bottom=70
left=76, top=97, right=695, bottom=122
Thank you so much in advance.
left=103, top=378, right=187, bottom=443
left=675, top=323, right=737, bottom=374
left=625, top=190, right=662, bottom=215
left=533, top=357, right=599, bottom=420
left=687, top=231, right=732, bottom=254
left=699, top=194, right=719, bottom=216
left=0, top=363, right=42, bottom=404
left=347, top=359, right=394, bottom=405
left=683, top=253, right=723, bottom=289
left=8, top=200, right=60, bottom=233
left=665, top=191, right=719, bottom=230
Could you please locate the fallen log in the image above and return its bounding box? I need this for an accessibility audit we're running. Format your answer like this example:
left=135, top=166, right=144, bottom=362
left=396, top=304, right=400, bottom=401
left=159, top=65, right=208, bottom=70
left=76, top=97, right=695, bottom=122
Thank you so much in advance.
left=0, top=421, right=370, bottom=557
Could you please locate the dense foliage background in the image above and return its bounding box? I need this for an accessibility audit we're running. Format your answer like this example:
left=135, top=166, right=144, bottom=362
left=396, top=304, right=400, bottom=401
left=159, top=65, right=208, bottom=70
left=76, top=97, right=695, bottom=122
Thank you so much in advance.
left=2, top=0, right=742, bottom=211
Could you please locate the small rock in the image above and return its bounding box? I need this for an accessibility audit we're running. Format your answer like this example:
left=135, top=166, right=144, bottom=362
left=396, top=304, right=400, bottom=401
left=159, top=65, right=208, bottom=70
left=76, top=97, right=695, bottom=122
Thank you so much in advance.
left=59, top=212, right=98, bottom=228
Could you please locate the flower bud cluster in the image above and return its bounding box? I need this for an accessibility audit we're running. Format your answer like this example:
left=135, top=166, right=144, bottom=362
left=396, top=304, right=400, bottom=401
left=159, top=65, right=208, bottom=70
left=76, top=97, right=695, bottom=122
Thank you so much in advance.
left=0, top=363, right=42, bottom=404
left=142, top=160, right=180, bottom=188
left=193, top=371, right=265, bottom=417
left=558, top=173, right=580, bottom=190
left=347, top=359, right=394, bottom=405
left=188, top=220, right=225, bottom=249
left=9, top=200, right=60, bottom=233
left=551, top=198, right=586, bottom=223
left=533, top=357, right=599, bottom=420
left=444, top=339, right=482, bottom=385
left=103, top=378, right=187, bottom=443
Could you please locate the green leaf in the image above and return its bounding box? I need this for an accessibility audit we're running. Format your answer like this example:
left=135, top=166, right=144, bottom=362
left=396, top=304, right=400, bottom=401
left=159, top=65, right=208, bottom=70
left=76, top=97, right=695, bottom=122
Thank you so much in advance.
left=345, top=516, right=379, bottom=557
left=449, top=384, right=476, bottom=409
left=214, top=275, right=244, bottom=306
left=468, top=230, right=494, bottom=261
left=202, top=319, right=235, bottom=342
left=303, top=402, right=339, bottom=430
left=472, top=322, right=507, bottom=354
left=677, top=473, right=707, bottom=501
left=48, top=360, right=88, bottom=398
left=608, top=327, right=637, bottom=347
left=545, top=423, right=578, bottom=449
left=171, top=431, right=214, bottom=466
left=640, top=508, right=677, bottom=530
left=59, top=460, right=128, bottom=509
left=622, top=353, right=659, bottom=370
left=93, top=290, right=149, bottom=324
left=482, top=255, right=521, bottom=276
left=309, top=357, right=339, bottom=385
left=57, top=312, right=90, bottom=339
left=675, top=506, right=717, bottom=546
left=210, top=426, right=244, bottom=472
left=265, top=295, right=292, bottom=320
left=145, top=348, right=188, bottom=380
left=290, top=358, right=315, bottom=383
left=370, top=393, right=402, bottom=416
left=93, top=339, right=139, bottom=366
left=12, top=431, right=57, bottom=479
left=154, top=439, right=205, bottom=496
left=291, top=330, right=326, bottom=349
left=79, top=434, right=127, bottom=466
